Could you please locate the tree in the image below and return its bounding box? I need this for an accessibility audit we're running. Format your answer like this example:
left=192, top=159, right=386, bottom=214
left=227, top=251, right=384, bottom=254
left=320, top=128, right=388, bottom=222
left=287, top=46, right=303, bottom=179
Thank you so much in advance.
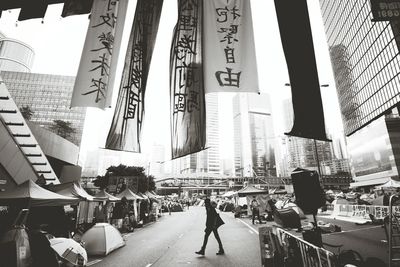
left=93, top=164, right=156, bottom=192
left=50, top=120, right=76, bottom=139
left=20, top=105, right=34, bottom=120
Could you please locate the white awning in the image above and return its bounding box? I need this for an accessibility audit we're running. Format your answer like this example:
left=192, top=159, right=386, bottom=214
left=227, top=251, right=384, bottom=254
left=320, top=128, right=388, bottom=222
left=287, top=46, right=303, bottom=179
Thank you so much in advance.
left=349, top=177, right=390, bottom=188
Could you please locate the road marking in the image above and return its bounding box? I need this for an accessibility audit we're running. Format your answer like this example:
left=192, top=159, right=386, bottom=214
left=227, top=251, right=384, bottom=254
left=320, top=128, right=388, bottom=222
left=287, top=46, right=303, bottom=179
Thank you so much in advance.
left=87, top=259, right=102, bottom=266
left=324, top=225, right=382, bottom=236
left=145, top=264, right=152, bottom=267
left=238, top=218, right=259, bottom=235
left=179, top=233, right=184, bottom=238
left=249, top=230, right=254, bottom=234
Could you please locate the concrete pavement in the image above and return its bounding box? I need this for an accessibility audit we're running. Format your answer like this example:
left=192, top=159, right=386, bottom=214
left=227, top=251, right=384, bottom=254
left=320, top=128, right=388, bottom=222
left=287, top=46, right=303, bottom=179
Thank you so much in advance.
left=90, top=206, right=262, bottom=267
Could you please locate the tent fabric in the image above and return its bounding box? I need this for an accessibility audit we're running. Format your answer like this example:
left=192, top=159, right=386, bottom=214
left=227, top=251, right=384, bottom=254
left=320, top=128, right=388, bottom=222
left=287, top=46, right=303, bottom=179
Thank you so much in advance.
left=94, top=190, right=120, bottom=202
left=237, top=186, right=268, bottom=197
left=116, top=188, right=144, bottom=201
left=51, top=182, right=94, bottom=201
left=0, top=180, right=78, bottom=206
left=222, top=191, right=237, bottom=198
left=81, top=223, right=125, bottom=256
left=377, top=179, right=400, bottom=189
left=331, top=198, right=350, bottom=205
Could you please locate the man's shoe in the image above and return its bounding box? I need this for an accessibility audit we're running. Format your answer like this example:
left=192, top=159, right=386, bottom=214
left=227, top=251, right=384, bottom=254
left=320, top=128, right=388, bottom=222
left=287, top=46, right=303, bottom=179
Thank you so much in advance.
left=195, top=250, right=205, bottom=255
left=216, top=250, right=224, bottom=255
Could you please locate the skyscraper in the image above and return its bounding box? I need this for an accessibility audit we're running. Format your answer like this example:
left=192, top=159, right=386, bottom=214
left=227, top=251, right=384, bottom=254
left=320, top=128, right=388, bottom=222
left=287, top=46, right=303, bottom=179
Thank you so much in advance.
left=232, top=93, right=276, bottom=178
left=320, top=0, right=400, bottom=186
left=177, top=93, right=221, bottom=175
left=1, top=71, right=86, bottom=146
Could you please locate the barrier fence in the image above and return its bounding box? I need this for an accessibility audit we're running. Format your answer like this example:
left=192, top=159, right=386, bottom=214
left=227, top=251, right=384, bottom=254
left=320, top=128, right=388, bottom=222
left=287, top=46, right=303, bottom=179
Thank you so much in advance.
left=331, top=204, right=400, bottom=220
left=259, top=226, right=337, bottom=267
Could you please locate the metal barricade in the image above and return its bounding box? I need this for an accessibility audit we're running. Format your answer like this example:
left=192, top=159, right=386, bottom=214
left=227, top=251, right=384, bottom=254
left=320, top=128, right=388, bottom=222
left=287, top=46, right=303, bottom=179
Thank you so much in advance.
left=260, top=226, right=337, bottom=267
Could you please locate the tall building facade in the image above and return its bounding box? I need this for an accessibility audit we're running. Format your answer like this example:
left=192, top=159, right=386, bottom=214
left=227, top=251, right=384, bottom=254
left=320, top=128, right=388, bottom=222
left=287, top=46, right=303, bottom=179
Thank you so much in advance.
left=1, top=71, right=86, bottom=146
left=320, top=0, right=400, bottom=187
left=233, top=93, right=276, bottom=178
left=0, top=32, right=34, bottom=73
left=281, top=98, right=337, bottom=175
left=176, top=93, right=221, bottom=175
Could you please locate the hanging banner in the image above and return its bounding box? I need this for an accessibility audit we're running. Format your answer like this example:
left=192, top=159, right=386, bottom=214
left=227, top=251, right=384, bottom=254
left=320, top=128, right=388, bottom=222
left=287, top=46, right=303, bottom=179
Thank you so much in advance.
left=61, top=0, right=94, bottom=18
left=105, top=0, right=164, bottom=152
left=274, top=0, right=329, bottom=141
left=71, top=0, right=128, bottom=109
left=203, top=0, right=259, bottom=94
left=370, top=0, right=400, bottom=21
left=170, top=0, right=206, bottom=159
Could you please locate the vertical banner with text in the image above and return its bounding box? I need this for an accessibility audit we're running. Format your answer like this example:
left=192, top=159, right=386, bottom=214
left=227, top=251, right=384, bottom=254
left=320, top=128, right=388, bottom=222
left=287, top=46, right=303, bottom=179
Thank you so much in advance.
left=203, top=0, right=259, bottom=94
left=170, top=0, right=206, bottom=159
left=105, top=0, right=164, bottom=152
left=71, top=0, right=127, bottom=109
left=274, top=0, right=328, bottom=141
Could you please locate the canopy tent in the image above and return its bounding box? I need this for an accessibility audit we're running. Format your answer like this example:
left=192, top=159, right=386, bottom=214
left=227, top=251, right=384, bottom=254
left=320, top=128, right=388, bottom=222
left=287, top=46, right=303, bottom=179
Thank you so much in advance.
left=222, top=191, right=237, bottom=198
left=81, top=223, right=125, bottom=256
left=50, top=182, right=94, bottom=201
left=145, top=191, right=160, bottom=202
left=237, top=185, right=268, bottom=197
left=0, top=180, right=78, bottom=206
left=116, top=188, right=144, bottom=201
left=331, top=198, right=350, bottom=205
left=376, top=179, right=400, bottom=189
left=94, top=189, right=120, bottom=202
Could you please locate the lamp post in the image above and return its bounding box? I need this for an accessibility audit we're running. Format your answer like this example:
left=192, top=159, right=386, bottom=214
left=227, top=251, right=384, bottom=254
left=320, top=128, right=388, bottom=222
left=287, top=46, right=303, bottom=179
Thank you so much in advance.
left=284, top=83, right=329, bottom=186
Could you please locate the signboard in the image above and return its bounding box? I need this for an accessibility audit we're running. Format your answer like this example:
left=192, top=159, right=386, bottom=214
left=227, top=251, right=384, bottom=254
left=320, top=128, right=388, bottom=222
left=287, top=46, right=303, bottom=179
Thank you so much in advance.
left=107, top=176, right=139, bottom=193
left=370, top=0, right=400, bottom=21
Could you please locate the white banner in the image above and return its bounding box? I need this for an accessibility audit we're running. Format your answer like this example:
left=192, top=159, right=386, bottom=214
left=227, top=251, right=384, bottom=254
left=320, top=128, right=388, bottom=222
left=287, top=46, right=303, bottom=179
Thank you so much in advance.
left=71, top=0, right=128, bottom=109
left=203, top=0, right=259, bottom=93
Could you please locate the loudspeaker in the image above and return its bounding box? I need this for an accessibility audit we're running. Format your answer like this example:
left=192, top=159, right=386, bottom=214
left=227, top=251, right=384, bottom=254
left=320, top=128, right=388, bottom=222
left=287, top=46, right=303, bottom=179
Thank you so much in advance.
left=273, top=208, right=301, bottom=229
left=291, top=168, right=325, bottom=215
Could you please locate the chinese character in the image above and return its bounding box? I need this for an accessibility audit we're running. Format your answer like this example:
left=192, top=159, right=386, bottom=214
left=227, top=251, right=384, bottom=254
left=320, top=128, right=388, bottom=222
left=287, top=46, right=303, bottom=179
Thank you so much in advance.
left=175, top=34, right=196, bottom=60
left=177, top=65, right=199, bottom=88
left=181, top=0, right=198, bottom=11
left=90, top=53, right=110, bottom=76
left=218, top=24, right=239, bottom=44
left=216, top=6, right=241, bottom=23
left=380, top=3, right=388, bottom=9
left=215, top=67, right=241, bottom=87
left=224, top=46, right=235, bottom=63
left=93, top=12, right=116, bottom=28
left=125, top=90, right=141, bottom=119
left=82, top=77, right=107, bottom=103
left=178, top=15, right=197, bottom=31
left=106, top=0, right=117, bottom=11
left=174, top=93, right=187, bottom=113
left=187, top=90, right=199, bottom=112
left=91, top=32, right=114, bottom=54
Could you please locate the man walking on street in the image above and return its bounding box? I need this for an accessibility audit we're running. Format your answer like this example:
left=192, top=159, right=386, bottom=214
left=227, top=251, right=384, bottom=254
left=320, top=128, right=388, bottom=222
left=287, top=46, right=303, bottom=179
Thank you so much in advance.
left=251, top=196, right=262, bottom=224
left=195, top=198, right=224, bottom=256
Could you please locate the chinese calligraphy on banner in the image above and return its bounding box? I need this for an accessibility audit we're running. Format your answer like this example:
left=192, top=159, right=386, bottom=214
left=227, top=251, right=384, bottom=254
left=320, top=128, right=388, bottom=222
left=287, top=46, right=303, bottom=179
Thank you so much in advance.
left=106, top=0, right=164, bottom=152
left=370, top=0, right=400, bottom=21
left=170, top=0, right=206, bottom=159
left=71, top=0, right=128, bottom=109
left=274, top=0, right=328, bottom=141
left=203, top=0, right=259, bottom=94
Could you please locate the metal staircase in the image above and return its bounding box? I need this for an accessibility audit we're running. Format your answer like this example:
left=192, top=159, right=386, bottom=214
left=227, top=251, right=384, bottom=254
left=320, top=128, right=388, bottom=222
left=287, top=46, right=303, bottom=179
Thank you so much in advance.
left=0, top=79, right=57, bottom=184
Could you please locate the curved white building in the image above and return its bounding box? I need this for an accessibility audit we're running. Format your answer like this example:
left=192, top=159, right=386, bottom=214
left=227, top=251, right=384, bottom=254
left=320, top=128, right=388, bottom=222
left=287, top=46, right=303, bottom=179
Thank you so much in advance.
left=0, top=31, right=34, bottom=72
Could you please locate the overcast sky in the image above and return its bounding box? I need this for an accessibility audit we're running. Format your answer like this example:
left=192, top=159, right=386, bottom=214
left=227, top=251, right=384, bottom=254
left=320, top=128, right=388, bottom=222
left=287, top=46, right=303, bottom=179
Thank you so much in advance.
left=0, top=0, right=343, bottom=168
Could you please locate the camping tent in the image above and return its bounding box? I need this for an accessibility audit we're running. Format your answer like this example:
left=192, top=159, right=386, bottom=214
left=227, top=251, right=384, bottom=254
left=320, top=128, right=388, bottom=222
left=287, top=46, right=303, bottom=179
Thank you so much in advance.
left=237, top=186, right=269, bottom=215
left=331, top=198, right=350, bottom=205
left=0, top=180, right=78, bottom=206
left=94, top=189, right=120, bottom=202
left=81, top=223, right=125, bottom=256
left=50, top=182, right=94, bottom=201
left=116, top=188, right=144, bottom=201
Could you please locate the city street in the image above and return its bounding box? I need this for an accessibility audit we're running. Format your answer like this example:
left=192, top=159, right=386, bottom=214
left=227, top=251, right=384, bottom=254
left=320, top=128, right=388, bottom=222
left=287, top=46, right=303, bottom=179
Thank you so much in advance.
left=89, top=206, right=261, bottom=267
